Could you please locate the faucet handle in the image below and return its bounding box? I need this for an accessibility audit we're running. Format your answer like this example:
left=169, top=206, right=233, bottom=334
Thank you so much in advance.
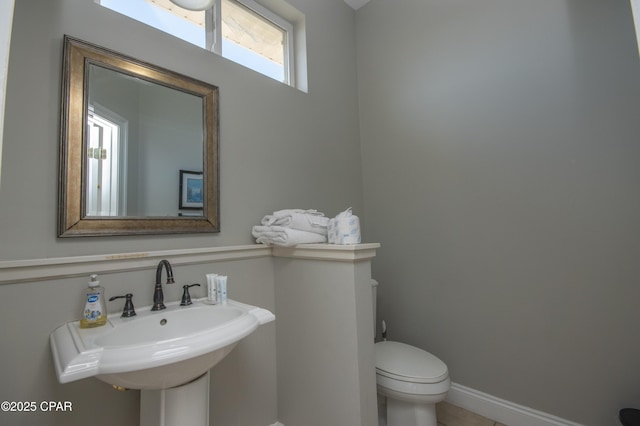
left=180, top=284, right=201, bottom=306
left=109, top=293, right=136, bottom=317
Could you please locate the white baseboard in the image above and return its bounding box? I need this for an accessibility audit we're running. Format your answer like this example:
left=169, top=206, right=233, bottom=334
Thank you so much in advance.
left=446, top=383, right=584, bottom=426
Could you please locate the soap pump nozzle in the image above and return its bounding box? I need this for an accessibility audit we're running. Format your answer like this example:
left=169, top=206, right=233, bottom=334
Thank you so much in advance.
left=89, top=274, right=99, bottom=287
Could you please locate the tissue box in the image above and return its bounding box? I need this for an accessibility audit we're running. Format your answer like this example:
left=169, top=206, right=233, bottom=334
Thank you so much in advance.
left=328, top=208, right=361, bottom=244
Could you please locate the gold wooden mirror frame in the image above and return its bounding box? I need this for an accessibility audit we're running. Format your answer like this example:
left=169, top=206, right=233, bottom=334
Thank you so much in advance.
left=58, top=36, right=219, bottom=237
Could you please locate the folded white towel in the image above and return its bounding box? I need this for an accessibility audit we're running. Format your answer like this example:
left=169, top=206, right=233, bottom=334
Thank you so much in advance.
left=252, top=225, right=327, bottom=247
left=261, top=209, right=329, bottom=235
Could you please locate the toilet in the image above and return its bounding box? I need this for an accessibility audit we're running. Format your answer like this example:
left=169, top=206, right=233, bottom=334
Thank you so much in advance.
left=372, top=279, right=450, bottom=426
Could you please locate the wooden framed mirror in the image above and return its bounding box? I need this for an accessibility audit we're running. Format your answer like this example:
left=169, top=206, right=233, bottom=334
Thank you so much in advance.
left=58, top=36, right=219, bottom=237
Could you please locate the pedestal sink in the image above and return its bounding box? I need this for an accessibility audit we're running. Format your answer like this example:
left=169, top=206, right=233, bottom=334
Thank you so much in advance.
left=50, top=298, right=275, bottom=425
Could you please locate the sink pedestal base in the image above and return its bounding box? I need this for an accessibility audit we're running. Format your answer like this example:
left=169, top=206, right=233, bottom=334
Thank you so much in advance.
left=140, top=371, right=210, bottom=426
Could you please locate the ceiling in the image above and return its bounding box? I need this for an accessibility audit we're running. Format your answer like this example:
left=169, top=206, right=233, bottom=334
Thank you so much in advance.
left=343, top=0, right=370, bottom=10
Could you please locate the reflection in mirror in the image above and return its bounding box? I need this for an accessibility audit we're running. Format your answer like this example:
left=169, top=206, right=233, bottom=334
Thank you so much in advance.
left=58, top=36, right=219, bottom=236
left=86, top=64, right=204, bottom=217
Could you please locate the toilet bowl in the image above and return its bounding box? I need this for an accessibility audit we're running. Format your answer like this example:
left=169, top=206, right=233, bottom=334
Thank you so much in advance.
left=371, top=280, right=450, bottom=426
left=375, top=341, right=450, bottom=426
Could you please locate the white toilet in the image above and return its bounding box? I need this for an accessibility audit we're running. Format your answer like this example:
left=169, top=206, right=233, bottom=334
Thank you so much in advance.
left=372, top=280, right=450, bottom=426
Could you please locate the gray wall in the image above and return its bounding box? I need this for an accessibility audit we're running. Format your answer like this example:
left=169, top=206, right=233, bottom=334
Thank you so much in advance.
left=0, top=0, right=362, bottom=261
left=137, top=83, right=203, bottom=216
left=4, top=0, right=640, bottom=424
left=0, top=0, right=360, bottom=425
left=357, top=0, right=640, bottom=424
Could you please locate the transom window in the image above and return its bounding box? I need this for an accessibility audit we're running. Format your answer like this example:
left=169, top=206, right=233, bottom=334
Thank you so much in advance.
left=98, top=0, right=295, bottom=85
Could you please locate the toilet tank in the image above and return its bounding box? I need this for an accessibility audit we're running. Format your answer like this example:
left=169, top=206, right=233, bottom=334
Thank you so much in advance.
left=371, top=279, right=378, bottom=340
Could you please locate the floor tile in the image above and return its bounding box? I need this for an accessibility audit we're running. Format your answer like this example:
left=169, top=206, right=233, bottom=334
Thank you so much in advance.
left=436, top=401, right=496, bottom=426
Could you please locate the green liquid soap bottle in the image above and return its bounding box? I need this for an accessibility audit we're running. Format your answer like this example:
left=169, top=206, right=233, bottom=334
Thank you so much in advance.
left=79, top=274, right=107, bottom=328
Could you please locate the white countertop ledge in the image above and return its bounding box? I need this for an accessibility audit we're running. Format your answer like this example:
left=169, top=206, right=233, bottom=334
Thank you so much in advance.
left=0, top=243, right=380, bottom=284
left=272, top=243, right=380, bottom=262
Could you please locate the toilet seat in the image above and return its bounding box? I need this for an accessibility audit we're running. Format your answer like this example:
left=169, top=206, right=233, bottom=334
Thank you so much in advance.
left=375, top=341, right=449, bottom=384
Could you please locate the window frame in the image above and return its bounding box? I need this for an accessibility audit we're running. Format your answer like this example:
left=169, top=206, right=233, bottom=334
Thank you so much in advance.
left=97, top=0, right=297, bottom=87
left=211, top=0, right=295, bottom=86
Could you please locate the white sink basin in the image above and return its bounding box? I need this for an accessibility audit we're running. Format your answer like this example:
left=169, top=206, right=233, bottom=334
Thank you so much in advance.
left=50, top=298, right=275, bottom=390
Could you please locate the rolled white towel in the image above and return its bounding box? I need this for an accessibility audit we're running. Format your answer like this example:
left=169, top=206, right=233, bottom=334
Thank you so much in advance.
left=261, top=209, right=328, bottom=235
left=252, top=225, right=327, bottom=247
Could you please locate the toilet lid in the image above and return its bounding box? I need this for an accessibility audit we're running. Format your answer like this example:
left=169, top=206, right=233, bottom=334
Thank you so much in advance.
left=375, top=341, right=448, bottom=384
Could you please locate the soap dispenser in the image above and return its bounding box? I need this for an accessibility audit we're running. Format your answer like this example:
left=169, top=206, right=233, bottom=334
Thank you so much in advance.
left=79, top=274, right=107, bottom=328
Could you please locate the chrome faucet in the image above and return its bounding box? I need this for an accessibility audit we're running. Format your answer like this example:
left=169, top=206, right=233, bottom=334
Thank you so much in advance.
left=151, top=259, right=175, bottom=311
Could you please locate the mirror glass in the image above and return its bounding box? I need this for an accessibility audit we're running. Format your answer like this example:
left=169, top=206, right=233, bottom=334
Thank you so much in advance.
left=59, top=36, right=219, bottom=236
left=86, top=64, right=204, bottom=217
